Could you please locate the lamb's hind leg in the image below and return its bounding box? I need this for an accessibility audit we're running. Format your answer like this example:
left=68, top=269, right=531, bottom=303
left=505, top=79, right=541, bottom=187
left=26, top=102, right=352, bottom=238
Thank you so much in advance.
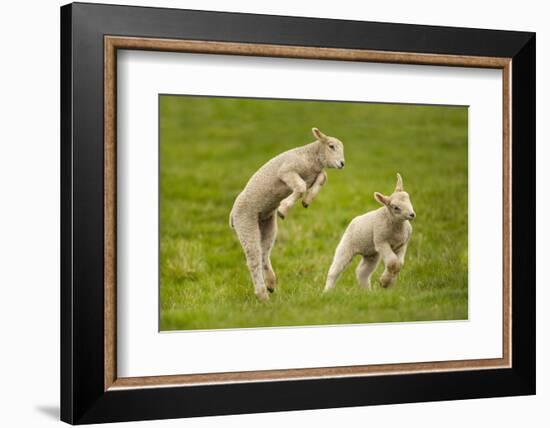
left=233, top=215, right=269, bottom=301
left=324, top=239, right=355, bottom=292
left=356, top=254, right=380, bottom=290
left=260, top=214, right=277, bottom=293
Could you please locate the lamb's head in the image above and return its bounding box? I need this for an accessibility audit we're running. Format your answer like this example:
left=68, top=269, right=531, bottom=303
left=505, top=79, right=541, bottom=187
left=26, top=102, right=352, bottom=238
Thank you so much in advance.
left=312, top=127, right=345, bottom=169
left=374, top=173, right=416, bottom=221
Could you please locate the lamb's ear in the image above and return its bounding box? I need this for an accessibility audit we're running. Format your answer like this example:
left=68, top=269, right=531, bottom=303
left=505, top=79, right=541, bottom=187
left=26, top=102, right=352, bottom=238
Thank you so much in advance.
left=312, top=127, right=328, bottom=142
left=374, top=192, right=390, bottom=206
left=395, top=173, right=404, bottom=192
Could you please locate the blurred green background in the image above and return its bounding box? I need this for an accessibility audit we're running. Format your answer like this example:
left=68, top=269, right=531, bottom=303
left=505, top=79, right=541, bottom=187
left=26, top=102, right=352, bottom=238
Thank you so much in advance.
left=159, top=95, right=468, bottom=331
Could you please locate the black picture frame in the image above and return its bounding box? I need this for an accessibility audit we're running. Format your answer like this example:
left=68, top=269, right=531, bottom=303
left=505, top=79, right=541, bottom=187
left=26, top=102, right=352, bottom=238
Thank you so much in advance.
left=61, top=2, right=535, bottom=424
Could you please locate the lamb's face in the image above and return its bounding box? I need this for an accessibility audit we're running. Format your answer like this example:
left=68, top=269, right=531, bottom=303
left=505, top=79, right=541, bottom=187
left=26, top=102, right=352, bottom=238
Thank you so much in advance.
left=374, top=173, right=416, bottom=221
left=322, top=137, right=345, bottom=169
left=312, top=127, right=345, bottom=169
left=387, top=192, right=416, bottom=221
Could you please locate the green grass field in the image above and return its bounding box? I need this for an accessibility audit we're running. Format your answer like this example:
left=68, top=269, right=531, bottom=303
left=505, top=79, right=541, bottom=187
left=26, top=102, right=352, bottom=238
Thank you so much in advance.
left=159, top=95, right=468, bottom=331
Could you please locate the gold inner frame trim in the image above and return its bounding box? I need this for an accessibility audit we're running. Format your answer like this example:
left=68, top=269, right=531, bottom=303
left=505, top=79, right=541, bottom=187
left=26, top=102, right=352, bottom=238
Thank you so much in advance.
left=104, top=35, right=512, bottom=391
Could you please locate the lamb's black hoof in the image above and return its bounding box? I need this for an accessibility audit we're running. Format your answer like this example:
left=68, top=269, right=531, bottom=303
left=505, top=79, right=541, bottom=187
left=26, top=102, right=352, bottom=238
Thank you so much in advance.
left=267, top=287, right=275, bottom=293
left=277, top=210, right=285, bottom=219
left=302, top=201, right=309, bottom=208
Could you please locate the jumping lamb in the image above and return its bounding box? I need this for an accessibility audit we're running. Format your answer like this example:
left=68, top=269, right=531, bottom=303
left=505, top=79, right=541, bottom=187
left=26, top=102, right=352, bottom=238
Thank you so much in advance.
left=230, top=128, right=345, bottom=301
left=324, top=173, right=415, bottom=292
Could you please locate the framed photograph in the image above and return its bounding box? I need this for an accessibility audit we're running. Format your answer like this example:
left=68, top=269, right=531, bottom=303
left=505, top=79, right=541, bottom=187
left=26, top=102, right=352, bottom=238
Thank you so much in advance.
left=60, top=2, right=535, bottom=424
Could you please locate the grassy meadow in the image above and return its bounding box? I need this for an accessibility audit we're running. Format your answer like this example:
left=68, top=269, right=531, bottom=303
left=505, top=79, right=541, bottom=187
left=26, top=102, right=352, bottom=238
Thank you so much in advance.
left=159, top=95, right=468, bottom=331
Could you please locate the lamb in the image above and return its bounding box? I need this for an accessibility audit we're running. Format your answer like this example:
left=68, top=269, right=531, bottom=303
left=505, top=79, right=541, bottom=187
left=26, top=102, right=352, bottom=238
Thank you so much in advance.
left=230, top=128, right=345, bottom=301
left=324, top=173, right=415, bottom=292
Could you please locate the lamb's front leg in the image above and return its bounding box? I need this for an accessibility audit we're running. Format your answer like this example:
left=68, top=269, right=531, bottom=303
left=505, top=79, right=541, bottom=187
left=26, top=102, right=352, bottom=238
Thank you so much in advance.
left=302, top=171, right=327, bottom=208
left=395, top=243, right=408, bottom=267
left=356, top=254, right=380, bottom=290
left=277, top=171, right=307, bottom=219
left=376, top=242, right=401, bottom=288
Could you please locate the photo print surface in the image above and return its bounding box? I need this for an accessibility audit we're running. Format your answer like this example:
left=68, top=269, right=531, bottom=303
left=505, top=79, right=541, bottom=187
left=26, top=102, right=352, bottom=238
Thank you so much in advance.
left=159, top=95, right=468, bottom=331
